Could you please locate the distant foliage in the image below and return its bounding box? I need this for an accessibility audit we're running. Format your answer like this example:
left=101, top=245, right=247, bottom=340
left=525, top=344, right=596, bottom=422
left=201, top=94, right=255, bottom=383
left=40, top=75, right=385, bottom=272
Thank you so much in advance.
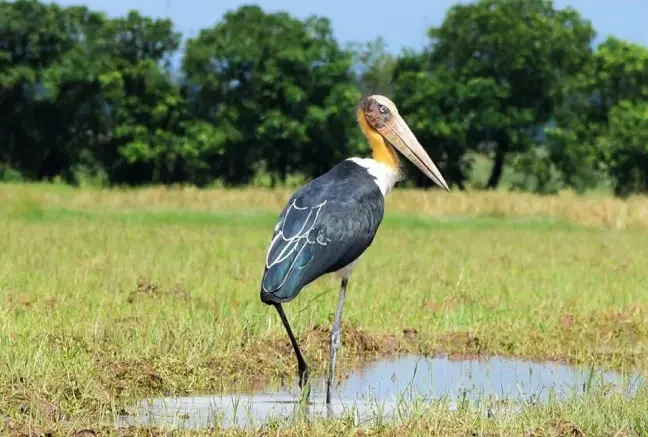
left=1, top=0, right=648, bottom=195
left=182, top=5, right=362, bottom=185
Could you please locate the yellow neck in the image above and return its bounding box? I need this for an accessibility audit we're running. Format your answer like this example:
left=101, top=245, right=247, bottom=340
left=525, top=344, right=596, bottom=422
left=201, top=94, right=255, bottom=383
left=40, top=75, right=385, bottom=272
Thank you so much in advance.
left=357, top=109, right=399, bottom=169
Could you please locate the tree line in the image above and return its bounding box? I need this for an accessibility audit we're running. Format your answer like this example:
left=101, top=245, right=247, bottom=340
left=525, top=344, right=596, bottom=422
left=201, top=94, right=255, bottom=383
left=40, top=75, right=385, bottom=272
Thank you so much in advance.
left=1, top=0, right=647, bottom=195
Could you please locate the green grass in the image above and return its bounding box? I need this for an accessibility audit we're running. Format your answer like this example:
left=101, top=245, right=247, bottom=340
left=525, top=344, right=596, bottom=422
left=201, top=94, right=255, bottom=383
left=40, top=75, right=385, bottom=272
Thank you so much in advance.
left=0, top=184, right=647, bottom=436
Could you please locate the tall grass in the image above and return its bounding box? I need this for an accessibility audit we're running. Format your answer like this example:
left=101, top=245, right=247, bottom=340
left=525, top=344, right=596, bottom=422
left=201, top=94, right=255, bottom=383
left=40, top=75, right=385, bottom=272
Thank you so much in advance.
left=2, top=182, right=648, bottom=229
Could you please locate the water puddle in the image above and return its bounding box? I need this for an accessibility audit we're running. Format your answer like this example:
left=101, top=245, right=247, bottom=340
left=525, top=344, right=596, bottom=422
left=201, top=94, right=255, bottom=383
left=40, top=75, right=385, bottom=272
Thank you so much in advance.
left=117, top=354, right=643, bottom=430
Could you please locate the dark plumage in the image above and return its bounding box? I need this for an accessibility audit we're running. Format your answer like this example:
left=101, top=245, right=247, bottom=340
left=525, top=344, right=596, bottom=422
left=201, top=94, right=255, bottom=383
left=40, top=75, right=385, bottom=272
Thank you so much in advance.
left=260, top=160, right=384, bottom=304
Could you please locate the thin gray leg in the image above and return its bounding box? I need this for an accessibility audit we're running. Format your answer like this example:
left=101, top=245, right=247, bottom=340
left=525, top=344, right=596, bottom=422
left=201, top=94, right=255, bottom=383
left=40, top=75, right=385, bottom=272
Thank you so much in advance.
left=326, top=278, right=348, bottom=404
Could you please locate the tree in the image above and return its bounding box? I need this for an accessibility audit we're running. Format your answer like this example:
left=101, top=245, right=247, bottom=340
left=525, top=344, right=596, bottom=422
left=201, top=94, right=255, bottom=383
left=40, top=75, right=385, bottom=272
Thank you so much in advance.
left=50, top=9, right=219, bottom=186
left=393, top=52, right=497, bottom=189
left=0, top=0, right=92, bottom=180
left=82, top=11, right=190, bottom=184
left=599, top=101, right=648, bottom=195
left=182, top=5, right=361, bottom=186
left=426, top=0, right=595, bottom=188
left=349, top=37, right=397, bottom=97
left=546, top=36, right=648, bottom=194
left=0, top=2, right=208, bottom=186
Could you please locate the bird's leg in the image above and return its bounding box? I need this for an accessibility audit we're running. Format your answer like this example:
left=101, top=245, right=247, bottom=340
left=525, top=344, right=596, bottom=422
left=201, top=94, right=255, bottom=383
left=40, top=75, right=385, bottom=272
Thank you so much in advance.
left=274, top=304, right=310, bottom=393
left=326, top=278, right=348, bottom=405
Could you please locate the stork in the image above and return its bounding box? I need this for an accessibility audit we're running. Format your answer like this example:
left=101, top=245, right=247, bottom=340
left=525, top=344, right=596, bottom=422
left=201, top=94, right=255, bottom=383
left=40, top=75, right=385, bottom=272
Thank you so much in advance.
left=259, top=95, right=449, bottom=404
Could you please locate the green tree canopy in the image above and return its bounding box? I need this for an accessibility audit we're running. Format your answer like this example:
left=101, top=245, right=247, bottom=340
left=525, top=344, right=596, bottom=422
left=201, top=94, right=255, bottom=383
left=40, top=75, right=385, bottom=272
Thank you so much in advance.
left=349, top=37, right=397, bottom=97
left=599, top=101, right=648, bottom=195
left=421, top=0, right=595, bottom=188
left=547, top=36, right=648, bottom=194
left=0, top=0, right=95, bottom=179
left=2, top=0, right=648, bottom=196
left=182, top=5, right=361, bottom=185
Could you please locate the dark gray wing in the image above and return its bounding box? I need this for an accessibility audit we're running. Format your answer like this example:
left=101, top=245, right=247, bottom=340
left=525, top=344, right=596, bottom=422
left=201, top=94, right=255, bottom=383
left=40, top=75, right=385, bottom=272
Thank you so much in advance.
left=260, top=163, right=385, bottom=304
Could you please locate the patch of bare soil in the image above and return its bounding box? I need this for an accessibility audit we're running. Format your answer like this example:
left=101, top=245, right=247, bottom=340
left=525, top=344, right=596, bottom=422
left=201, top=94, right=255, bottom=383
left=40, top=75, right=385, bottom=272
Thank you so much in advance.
left=435, top=331, right=485, bottom=360
left=126, top=277, right=188, bottom=303
left=102, top=360, right=165, bottom=394
left=556, top=304, right=648, bottom=365
left=299, top=322, right=404, bottom=354
left=526, top=420, right=585, bottom=437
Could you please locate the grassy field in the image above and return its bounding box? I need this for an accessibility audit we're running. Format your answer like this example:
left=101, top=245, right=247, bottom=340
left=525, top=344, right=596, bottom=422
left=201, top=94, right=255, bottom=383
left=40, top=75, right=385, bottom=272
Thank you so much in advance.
left=1, top=182, right=648, bottom=436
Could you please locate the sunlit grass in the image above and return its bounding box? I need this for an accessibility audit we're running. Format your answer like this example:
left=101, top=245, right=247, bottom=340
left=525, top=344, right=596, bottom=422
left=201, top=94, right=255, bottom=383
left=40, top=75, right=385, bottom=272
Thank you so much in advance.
left=0, top=182, right=647, bottom=435
left=2, top=181, right=648, bottom=228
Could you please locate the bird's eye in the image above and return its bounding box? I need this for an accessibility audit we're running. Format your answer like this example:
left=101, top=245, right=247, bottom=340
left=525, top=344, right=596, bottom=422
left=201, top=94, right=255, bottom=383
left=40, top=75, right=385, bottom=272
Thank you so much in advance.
left=379, top=105, right=387, bottom=114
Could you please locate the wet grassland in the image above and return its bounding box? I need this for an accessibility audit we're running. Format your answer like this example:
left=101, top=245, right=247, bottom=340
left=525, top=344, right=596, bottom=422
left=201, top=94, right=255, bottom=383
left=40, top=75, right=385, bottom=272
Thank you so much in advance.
left=1, top=183, right=648, bottom=436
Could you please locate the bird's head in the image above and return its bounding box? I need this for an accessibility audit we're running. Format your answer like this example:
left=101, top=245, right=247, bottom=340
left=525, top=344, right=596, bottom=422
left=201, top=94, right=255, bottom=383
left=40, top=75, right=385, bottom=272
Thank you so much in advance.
left=357, top=95, right=449, bottom=191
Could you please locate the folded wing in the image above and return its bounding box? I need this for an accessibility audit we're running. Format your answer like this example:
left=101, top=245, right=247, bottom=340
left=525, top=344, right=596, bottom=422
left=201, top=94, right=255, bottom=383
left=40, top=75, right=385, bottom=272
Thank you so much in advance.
left=260, top=190, right=383, bottom=304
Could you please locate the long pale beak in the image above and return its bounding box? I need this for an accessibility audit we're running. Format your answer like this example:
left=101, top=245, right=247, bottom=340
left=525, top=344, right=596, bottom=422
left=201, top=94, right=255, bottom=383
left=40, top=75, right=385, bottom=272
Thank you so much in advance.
left=378, top=115, right=450, bottom=191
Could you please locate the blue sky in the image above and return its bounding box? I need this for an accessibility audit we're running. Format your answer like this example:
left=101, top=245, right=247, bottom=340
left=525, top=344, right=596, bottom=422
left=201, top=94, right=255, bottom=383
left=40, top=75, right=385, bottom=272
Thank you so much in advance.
left=50, top=0, right=648, bottom=53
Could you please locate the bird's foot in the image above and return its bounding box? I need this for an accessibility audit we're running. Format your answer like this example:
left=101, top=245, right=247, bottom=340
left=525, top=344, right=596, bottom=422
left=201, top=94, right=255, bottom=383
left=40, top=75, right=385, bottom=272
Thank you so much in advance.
left=298, top=365, right=310, bottom=389
left=297, top=366, right=311, bottom=403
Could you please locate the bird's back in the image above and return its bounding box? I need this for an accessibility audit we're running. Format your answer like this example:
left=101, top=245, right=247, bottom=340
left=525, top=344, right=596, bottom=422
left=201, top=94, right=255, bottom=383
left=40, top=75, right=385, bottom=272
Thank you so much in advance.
left=260, top=160, right=385, bottom=304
